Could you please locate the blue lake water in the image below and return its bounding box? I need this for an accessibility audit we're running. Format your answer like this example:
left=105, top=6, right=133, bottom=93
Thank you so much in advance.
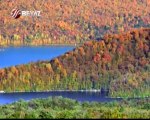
left=0, top=46, right=74, bottom=68
left=0, top=91, right=123, bottom=105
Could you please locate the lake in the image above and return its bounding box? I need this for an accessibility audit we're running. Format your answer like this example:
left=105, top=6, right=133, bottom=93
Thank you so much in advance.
left=0, top=46, right=75, bottom=68
left=0, top=91, right=123, bottom=105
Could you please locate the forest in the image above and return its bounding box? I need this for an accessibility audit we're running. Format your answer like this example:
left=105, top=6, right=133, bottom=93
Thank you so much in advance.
left=0, top=0, right=149, bottom=119
left=0, top=28, right=149, bottom=98
left=0, top=0, right=150, bottom=46
left=0, top=97, right=149, bottom=118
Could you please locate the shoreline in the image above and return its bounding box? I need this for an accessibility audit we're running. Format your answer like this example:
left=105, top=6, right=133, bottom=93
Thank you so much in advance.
left=0, top=89, right=102, bottom=93
left=0, top=43, right=81, bottom=48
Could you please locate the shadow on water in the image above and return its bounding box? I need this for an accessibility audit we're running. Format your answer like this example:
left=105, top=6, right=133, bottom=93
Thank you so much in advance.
left=101, top=88, right=109, bottom=96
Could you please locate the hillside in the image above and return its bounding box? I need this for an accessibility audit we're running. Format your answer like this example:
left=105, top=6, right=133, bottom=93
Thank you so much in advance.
left=0, top=28, right=149, bottom=97
left=0, top=0, right=150, bottom=46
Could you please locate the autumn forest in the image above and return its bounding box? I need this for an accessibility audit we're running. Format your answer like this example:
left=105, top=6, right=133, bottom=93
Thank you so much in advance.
left=0, top=0, right=150, bottom=46
left=0, top=0, right=150, bottom=119
left=0, top=28, right=149, bottom=98
left=0, top=0, right=150, bottom=97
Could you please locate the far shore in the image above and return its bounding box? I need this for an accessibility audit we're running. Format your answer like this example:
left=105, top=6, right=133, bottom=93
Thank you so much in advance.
left=0, top=89, right=102, bottom=94
left=0, top=43, right=81, bottom=48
